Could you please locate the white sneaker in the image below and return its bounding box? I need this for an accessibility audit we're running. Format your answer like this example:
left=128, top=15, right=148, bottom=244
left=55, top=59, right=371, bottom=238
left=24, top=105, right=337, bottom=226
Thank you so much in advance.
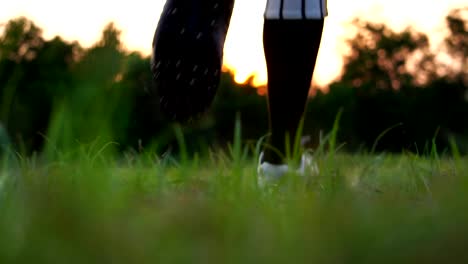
left=257, top=152, right=319, bottom=187
left=297, top=151, right=320, bottom=176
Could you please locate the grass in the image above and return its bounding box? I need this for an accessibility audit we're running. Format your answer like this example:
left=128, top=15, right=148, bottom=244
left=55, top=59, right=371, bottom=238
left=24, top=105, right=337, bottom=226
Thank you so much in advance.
left=0, top=112, right=466, bottom=263
left=1, top=136, right=468, bottom=264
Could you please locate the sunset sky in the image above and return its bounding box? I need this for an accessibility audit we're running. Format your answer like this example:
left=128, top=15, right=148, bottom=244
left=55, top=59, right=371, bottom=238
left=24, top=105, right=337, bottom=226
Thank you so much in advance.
left=0, top=0, right=466, bottom=88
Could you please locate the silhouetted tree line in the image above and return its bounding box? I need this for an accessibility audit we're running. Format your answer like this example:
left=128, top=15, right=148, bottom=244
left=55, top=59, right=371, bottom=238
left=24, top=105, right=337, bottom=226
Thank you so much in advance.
left=0, top=8, right=466, bottom=156
left=307, top=8, right=468, bottom=153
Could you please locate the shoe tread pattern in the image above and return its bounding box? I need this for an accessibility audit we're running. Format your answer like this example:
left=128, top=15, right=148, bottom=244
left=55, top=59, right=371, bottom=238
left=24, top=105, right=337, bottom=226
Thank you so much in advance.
left=151, top=0, right=234, bottom=122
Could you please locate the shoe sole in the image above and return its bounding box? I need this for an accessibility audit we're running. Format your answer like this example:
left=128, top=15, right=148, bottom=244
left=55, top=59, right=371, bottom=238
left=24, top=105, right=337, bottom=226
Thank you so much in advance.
left=151, top=0, right=234, bottom=122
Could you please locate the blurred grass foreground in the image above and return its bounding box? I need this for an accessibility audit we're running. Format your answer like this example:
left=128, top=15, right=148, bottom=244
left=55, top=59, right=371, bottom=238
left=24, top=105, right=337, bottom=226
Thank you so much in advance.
left=0, top=8, right=468, bottom=264
left=1, top=141, right=468, bottom=263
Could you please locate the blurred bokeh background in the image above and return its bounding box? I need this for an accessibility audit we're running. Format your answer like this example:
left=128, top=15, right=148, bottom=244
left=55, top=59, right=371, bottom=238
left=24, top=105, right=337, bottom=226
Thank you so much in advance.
left=0, top=1, right=467, bottom=156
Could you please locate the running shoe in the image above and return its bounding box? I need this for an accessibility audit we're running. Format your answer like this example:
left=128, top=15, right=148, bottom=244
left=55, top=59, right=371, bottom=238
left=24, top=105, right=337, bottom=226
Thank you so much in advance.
left=151, top=0, right=235, bottom=122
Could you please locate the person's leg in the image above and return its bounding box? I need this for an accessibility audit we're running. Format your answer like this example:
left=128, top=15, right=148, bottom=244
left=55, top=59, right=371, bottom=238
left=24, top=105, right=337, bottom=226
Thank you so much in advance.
left=262, top=19, right=324, bottom=164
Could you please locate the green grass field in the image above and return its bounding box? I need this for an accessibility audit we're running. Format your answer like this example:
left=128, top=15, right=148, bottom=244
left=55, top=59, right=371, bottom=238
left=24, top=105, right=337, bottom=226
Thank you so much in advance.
left=1, top=134, right=468, bottom=264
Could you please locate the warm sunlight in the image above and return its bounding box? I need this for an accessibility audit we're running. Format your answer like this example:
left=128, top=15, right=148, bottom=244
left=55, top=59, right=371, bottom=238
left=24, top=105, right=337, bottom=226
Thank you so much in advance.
left=1, top=0, right=465, bottom=88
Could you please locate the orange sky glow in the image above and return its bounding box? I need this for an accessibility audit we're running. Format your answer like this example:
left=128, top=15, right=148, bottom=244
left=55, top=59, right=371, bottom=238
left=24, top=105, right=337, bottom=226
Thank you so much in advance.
left=0, top=0, right=466, bottom=89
